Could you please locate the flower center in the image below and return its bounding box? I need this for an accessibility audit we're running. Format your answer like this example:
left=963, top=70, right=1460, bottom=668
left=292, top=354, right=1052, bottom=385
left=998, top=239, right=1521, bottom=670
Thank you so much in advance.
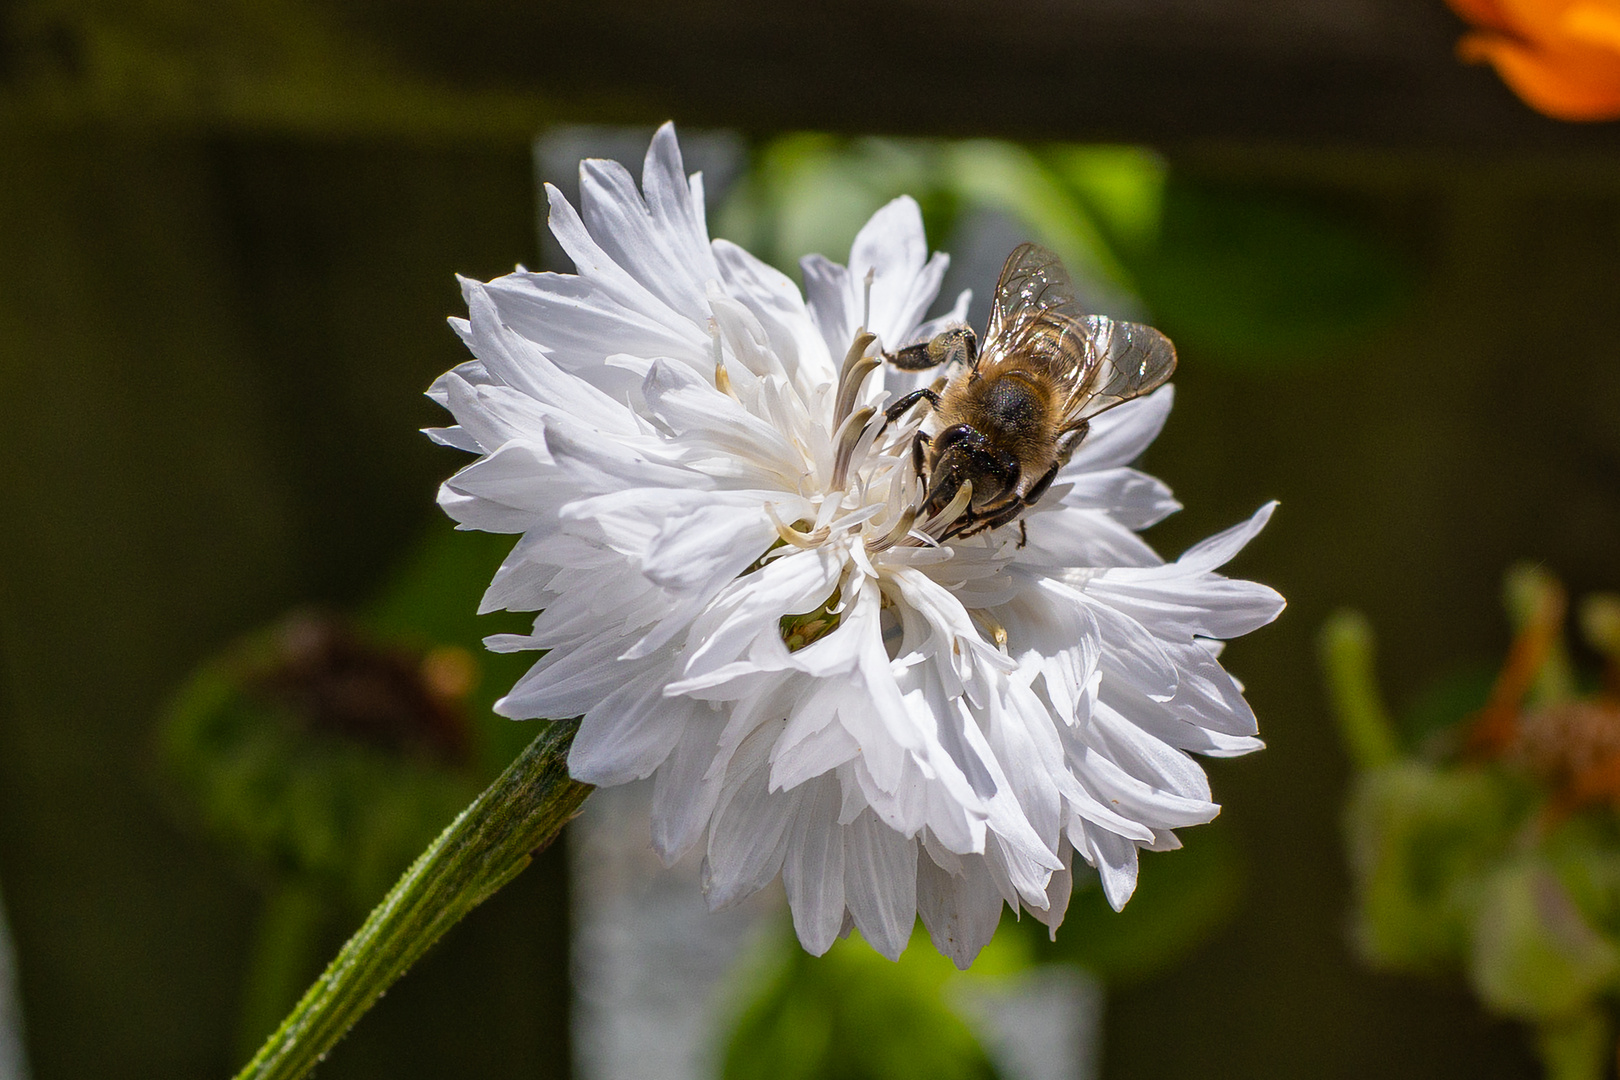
left=780, top=586, right=843, bottom=652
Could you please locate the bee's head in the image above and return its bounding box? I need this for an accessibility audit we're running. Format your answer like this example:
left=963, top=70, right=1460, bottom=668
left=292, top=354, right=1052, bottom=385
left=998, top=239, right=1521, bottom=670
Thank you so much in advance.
left=923, top=424, right=1022, bottom=523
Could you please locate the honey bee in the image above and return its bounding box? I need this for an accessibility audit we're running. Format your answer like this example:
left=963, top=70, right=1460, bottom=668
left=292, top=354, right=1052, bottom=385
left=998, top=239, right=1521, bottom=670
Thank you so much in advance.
left=882, top=242, right=1177, bottom=539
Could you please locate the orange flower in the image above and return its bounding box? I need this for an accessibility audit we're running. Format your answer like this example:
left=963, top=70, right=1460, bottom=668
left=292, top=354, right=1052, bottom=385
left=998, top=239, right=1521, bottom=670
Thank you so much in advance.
left=1447, top=0, right=1620, bottom=120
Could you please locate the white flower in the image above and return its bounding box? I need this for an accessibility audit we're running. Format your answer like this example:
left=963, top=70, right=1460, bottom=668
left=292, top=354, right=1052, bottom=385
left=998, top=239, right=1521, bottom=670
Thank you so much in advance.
left=429, top=124, right=1284, bottom=967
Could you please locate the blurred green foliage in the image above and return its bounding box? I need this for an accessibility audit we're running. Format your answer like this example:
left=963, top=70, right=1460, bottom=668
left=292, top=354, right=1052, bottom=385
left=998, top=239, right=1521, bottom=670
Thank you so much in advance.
left=1035, top=830, right=1244, bottom=987
left=156, top=522, right=550, bottom=1056
left=720, top=826, right=1244, bottom=1079
left=1345, top=762, right=1529, bottom=970
left=1401, top=668, right=1497, bottom=752
left=1328, top=567, right=1620, bottom=1080
left=1128, top=181, right=1412, bottom=368
left=159, top=524, right=543, bottom=911
left=2, top=0, right=554, bottom=136
left=722, top=929, right=1006, bottom=1080
left=363, top=526, right=541, bottom=775
left=714, top=134, right=1151, bottom=311
left=159, top=621, right=480, bottom=911
left=714, top=133, right=1411, bottom=370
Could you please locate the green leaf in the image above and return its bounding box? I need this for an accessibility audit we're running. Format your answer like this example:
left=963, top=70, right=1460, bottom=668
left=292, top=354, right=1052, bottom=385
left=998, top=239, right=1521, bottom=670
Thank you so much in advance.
left=361, top=524, right=541, bottom=773
left=1398, top=666, right=1494, bottom=750
left=1045, top=145, right=1167, bottom=253
left=159, top=630, right=483, bottom=911
left=1544, top=815, right=1620, bottom=939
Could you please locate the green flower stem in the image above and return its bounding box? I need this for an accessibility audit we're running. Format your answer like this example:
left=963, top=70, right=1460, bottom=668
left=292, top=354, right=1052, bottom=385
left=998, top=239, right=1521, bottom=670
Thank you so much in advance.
left=233, top=721, right=590, bottom=1080
left=1319, top=610, right=1400, bottom=770
left=236, top=883, right=331, bottom=1063
left=1504, top=563, right=1576, bottom=705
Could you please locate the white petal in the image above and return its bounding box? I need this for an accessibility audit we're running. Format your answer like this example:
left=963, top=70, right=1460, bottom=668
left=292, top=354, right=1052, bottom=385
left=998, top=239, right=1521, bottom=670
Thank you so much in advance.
left=1018, top=507, right=1164, bottom=570
left=803, top=196, right=947, bottom=359
left=438, top=440, right=558, bottom=533
left=1173, top=501, right=1279, bottom=573
left=850, top=198, right=947, bottom=347
left=638, top=359, right=805, bottom=480
left=704, top=724, right=795, bottom=909
left=458, top=281, right=640, bottom=437
left=1060, top=467, right=1181, bottom=529
left=917, top=853, right=1005, bottom=969
left=1082, top=594, right=1178, bottom=703
left=677, top=547, right=846, bottom=683
left=1088, top=700, right=1212, bottom=802
left=576, top=124, right=720, bottom=321
left=1065, top=385, right=1174, bottom=472
left=1078, top=825, right=1140, bottom=911
left=651, top=709, right=726, bottom=864
left=783, top=778, right=847, bottom=955
left=569, top=664, right=695, bottom=785
left=1028, top=838, right=1076, bottom=937
left=1087, top=571, right=1286, bottom=642
left=843, top=810, right=919, bottom=961
left=712, top=238, right=836, bottom=391
left=497, top=634, right=652, bottom=720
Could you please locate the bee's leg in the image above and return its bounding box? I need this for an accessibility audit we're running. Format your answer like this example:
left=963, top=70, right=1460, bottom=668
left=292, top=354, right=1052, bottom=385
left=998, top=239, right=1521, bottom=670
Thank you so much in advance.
left=879, top=388, right=941, bottom=436
left=1022, top=461, right=1061, bottom=506
left=911, top=430, right=930, bottom=482
left=887, top=342, right=942, bottom=370
left=885, top=326, right=978, bottom=371
left=961, top=460, right=1059, bottom=540
left=1054, top=420, right=1090, bottom=461
left=958, top=502, right=1021, bottom=538
left=936, top=325, right=978, bottom=368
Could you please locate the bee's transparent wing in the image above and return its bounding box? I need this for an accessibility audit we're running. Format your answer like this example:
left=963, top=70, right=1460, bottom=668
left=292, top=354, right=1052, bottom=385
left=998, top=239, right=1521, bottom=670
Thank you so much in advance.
left=1063, top=314, right=1178, bottom=422
left=982, top=242, right=1176, bottom=424
left=982, top=242, right=1088, bottom=355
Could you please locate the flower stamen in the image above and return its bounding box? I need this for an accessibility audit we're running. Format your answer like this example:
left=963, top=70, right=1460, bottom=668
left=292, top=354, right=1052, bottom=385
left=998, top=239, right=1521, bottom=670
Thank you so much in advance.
left=765, top=503, right=828, bottom=549
left=709, top=318, right=738, bottom=400
left=916, top=480, right=974, bottom=542
left=833, top=331, right=879, bottom=432
left=831, top=405, right=877, bottom=492
left=865, top=506, right=918, bottom=553
left=976, top=610, right=1010, bottom=651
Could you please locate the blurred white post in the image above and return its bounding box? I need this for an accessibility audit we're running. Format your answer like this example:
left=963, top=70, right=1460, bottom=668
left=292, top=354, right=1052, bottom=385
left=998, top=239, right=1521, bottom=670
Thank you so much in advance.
left=957, top=965, right=1106, bottom=1080
left=568, top=782, right=782, bottom=1080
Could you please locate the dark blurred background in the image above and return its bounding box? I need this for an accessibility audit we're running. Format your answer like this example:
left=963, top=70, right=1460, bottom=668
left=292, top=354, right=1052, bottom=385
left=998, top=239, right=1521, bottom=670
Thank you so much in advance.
left=4, top=0, right=1620, bottom=1077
